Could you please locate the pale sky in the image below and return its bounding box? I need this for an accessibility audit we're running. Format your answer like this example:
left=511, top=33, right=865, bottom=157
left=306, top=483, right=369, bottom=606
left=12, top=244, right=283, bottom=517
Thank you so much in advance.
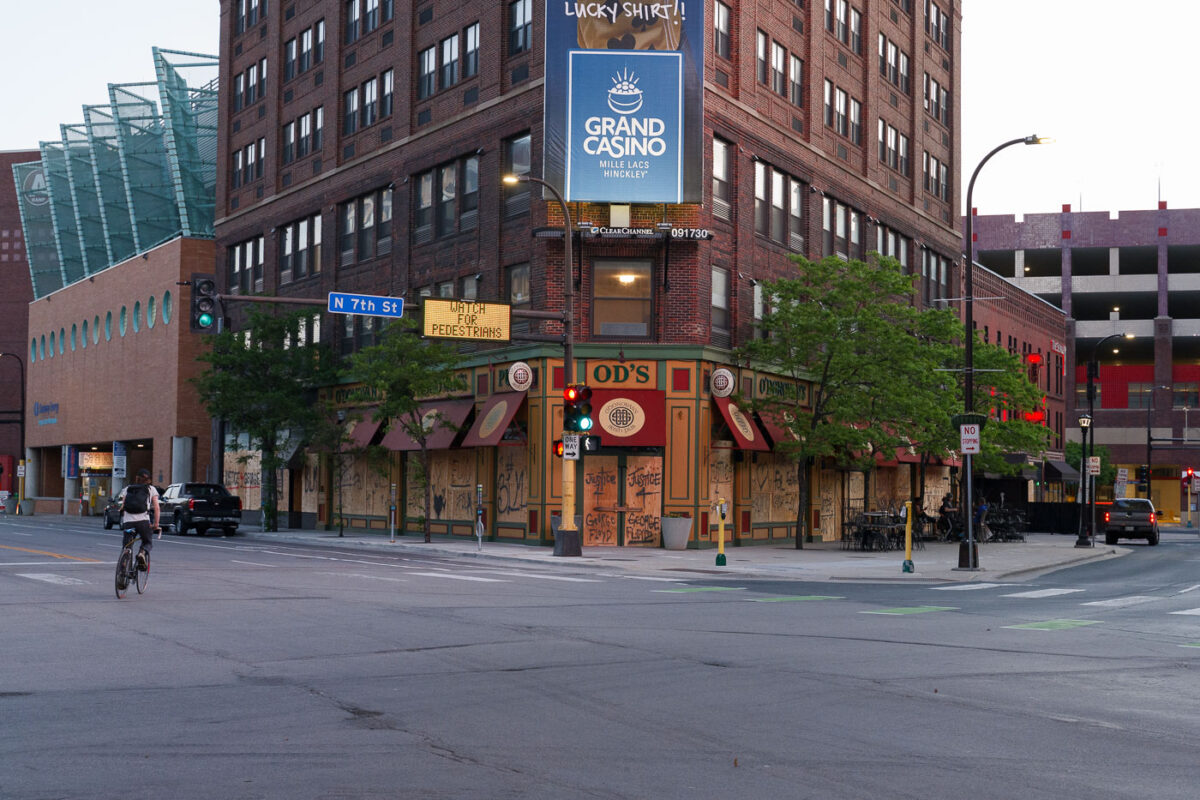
left=2, top=1, right=1195, bottom=216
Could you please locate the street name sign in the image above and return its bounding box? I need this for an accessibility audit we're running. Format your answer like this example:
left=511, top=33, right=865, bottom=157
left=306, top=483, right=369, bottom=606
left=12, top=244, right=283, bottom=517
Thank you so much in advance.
left=327, top=292, right=405, bottom=318
left=422, top=299, right=511, bottom=342
left=959, top=423, right=981, bottom=454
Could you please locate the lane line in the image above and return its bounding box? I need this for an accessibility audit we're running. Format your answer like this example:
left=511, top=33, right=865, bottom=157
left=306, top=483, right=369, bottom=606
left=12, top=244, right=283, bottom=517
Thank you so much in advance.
left=1002, top=588, right=1085, bottom=599
left=862, top=606, right=957, bottom=615
left=0, top=543, right=101, bottom=563
left=930, top=583, right=1013, bottom=591
left=1169, top=608, right=1200, bottom=616
left=1080, top=596, right=1158, bottom=608
left=16, top=573, right=89, bottom=586
left=1178, top=584, right=1200, bottom=594
left=471, top=570, right=603, bottom=583
left=407, top=571, right=508, bottom=583
left=0, top=561, right=109, bottom=567
left=232, top=560, right=277, bottom=567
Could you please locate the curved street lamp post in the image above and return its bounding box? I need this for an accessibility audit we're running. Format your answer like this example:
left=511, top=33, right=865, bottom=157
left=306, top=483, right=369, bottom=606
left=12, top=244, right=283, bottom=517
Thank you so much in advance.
left=1077, top=332, right=1134, bottom=547
left=959, top=134, right=1051, bottom=569
left=502, top=173, right=581, bottom=557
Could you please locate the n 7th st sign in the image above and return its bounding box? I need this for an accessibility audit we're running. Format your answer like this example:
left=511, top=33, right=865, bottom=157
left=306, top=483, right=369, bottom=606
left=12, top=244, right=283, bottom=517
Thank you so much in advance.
left=327, top=292, right=404, bottom=318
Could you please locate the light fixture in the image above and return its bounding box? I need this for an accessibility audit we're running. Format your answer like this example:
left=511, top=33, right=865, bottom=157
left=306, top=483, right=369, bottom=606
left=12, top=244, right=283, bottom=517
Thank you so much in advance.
left=617, top=273, right=636, bottom=285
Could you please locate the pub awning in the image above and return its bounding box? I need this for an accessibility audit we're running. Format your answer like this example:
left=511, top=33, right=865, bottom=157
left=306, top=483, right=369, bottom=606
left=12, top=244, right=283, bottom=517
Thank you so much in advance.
left=461, top=392, right=526, bottom=447
left=380, top=399, right=475, bottom=451
left=713, top=396, right=770, bottom=451
left=757, top=407, right=798, bottom=449
left=1044, top=460, right=1081, bottom=483
left=587, top=389, right=666, bottom=447
left=349, top=418, right=383, bottom=449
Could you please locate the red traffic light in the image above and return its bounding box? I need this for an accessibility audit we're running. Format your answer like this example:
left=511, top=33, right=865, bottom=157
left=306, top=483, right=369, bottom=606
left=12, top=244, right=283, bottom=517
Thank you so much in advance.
left=553, top=440, right=565, bottom=458
left=564, top=385, right=581, bottom=402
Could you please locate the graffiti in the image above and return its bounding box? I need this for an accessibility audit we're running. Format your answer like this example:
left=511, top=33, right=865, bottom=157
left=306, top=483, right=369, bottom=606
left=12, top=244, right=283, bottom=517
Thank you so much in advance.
left=585, top=465, right=618, bottom=503
left=624, top=511, right=660, bottom=545
left=625, top=463, right=661, bottom=502
left=496, top=450, right=528, bottom=519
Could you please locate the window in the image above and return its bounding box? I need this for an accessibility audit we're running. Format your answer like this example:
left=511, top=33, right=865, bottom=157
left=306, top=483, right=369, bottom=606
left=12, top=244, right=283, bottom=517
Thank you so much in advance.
left=339, top=188, right=391, bottom=264
left=414, top=154, right=480, bottom=241
left=835, top=88, right=847, bottom=136
left=823, top=79, right=833, bottom=126
left=508, top=263, right=530, bottom=332
left=440, top=33, right=460, bottom=89
left=510, top=0, right=532, bottom=55
left=361, top=77, right=378, bottom=127
left=822, top=197, right=863, bottom=260
left=712, top=136, right=731, bottom=220
left=364, top=0, right=380, bottom=33
left=924, top=152, right=948, bottom=199
left=880, top=120, right=908, bottom=175
left=756, top=31, right=768, bottom=85
left=381, top=69, right=394, bottom=117
left=464, top=23, right=480, bottom=77
left=899, top=52, right=910, bottom=94
left=593, top=260, right=652, bottom=338
left=313, top=106, right=324, bottom=151
left=300, top=28, right=313, bottom=71
left=415, top=171, right=434, bottom=242
left=343, top=89, right=358, bottom=134
left=296, top=113, right=311, bottom=158
left=228, top=236, right=265, bottom=294
left=232, top=150, right=243, bottom=189
left=436, top=162, right=456, bottom=236
left=461, top=155, right=479, bottom=231
left=771, top=42, right=787, bottom=96
left=921, top=248, right=950, bottom=303
left=754, top=159, right=805, bottom=250
left=418, top=46, right=436, bottom=99
left=284, top=38, right=297, bottom=80
left=926, top=0, right=950, bottom=49
left=789, top=55, right=803, bottom=106
left=835, top=0, right=848, bottom=41
left=340, top=315, right=379, bottom=357
left=1174, top=383, right=1199, bottom=409
left=714, top=1, right=731, bottom=60
left=1126, top=383, right=1153, bottom=409
left=503, top=133, right=531, bottom=217
left=712, top=267, right=730, bottom=335
left=314, top=20, right=325, bottom=63
left=849, top=8, right=861, bottom=53
left=233, top=73, right=244, bottom=111
left=346, top=0, right=361, bottom=44
left=849, top=98, right=861, bottom=144
left=874, top=224, right=910, bottom=269
left=282, top=122, right=295, bottom=164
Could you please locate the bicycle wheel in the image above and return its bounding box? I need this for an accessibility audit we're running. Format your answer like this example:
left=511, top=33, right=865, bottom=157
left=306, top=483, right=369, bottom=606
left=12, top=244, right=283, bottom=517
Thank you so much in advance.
left=135, top=548, right=149, bottom=594
left=115, top=549, right=131, bottom=599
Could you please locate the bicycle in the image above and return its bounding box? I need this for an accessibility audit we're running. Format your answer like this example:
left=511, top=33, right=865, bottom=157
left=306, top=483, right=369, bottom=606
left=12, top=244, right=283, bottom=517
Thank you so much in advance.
left=115, top=524, right=153, bottom=599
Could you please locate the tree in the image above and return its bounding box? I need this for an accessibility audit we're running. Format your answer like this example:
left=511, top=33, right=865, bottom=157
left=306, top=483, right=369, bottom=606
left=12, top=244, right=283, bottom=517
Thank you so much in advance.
left=739, top=254, right=961, bottom=547
left=350, top=318, right=468, bottom=543
left=194, top=308, right=340, bottom=531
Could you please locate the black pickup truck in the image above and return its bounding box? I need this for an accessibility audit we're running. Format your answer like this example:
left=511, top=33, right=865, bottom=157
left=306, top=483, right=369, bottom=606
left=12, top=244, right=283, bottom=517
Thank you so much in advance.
left=160, top=482, right=242, bottom=536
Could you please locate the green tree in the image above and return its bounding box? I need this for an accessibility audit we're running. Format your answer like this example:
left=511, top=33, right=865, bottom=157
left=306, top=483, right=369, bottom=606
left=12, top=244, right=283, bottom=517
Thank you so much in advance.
left=739, top=254, right=961, bottom=547
left=350, top=318, right=468, bottom=543
left=1066, top=439, right=1115, bottom=486
left=194, top=308, right=340, bottom=531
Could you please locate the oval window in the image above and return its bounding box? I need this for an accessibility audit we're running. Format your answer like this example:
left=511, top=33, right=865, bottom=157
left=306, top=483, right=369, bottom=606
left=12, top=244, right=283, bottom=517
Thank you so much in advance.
left=120, top=306, right=128, bottom=337
left=82, top=320, right=89, bottom=349
left=71, top=324, right=77, bottom=351
left=30, top=339, right=37, bottom=362
left=133, top=301, right=141, bottom=332
left=59, top=328, right=65, bottom=354
left=40, top=335, right=46, bottom=360
left=105, top=311, right=112, bottom=341
left=147, top=295, right=157, bottom=328
left=162, top=291, right=173, bottom=324
left=93, top=315, right=100, bottom=344
left=49, top=331, right=55, bottom=358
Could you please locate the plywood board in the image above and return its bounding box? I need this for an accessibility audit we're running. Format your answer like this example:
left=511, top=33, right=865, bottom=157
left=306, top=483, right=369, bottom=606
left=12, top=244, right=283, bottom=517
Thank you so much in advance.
left=582, top=455, right=620, bottom=546
left=623, top=455, right=662, bottom=546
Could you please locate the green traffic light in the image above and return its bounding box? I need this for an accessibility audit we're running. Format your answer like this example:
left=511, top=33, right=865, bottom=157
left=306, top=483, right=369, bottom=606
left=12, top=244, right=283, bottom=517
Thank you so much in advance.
left=197, top=312, right=214, bottom=328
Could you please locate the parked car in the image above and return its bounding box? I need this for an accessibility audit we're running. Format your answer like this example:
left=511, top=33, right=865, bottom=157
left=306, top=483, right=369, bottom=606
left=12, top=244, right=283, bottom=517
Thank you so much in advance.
left=1100, top=497, right=1160, bottom=546
left=160, top=482, right=242, bottom=536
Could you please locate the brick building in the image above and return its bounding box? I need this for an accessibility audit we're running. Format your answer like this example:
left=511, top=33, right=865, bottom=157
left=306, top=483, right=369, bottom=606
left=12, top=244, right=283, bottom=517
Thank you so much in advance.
left=973, top=203, right=1200, bottom=521
left=215, top=0, right=1065, bottom=545
left=13, top=50, right=219, bottom=514
left=0, top=149, right=39, bottom=503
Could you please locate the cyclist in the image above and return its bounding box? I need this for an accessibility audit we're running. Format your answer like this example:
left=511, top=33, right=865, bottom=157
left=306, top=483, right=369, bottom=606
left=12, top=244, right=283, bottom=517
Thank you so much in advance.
left=118, top=468, right=161, bottom=570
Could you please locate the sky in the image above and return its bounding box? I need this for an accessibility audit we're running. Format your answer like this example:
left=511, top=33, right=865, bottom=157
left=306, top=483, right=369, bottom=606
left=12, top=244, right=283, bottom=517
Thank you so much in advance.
left=2, top=1, right=1197, bottom=217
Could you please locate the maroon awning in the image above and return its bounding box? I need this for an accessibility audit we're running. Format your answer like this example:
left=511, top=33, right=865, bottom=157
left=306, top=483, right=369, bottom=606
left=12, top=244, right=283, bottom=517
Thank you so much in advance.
left=713, top=397, right=770, bottom=451
left=757, top=407, right=798, bottom=449
left=380, top=399, right=475, bottom=451
left=349, top=418, right=383, bottom=449
left=461, top=392, right=526, bottom=446
left=586, top=389, right=666, bottom=447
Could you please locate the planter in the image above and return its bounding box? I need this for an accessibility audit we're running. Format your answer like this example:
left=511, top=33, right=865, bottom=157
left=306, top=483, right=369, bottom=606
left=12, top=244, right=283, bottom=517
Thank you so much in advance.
left=661, top=517, right=693, bottom=550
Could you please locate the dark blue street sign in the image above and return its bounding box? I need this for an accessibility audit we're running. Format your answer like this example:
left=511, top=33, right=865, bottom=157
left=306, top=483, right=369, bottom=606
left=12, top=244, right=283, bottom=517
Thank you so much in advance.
left=327, top=292, right=404, bottom=318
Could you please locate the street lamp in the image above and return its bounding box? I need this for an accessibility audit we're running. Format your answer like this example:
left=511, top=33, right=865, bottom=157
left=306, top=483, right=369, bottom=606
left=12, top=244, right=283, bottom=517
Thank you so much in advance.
left=0, top=352, right=26, bottom=514
left=1076, top=413, right=1092, bottom=547
left=1078, top=331, right=1134, bottom=547
left=959, top=133, right=1051, bottom=568
left=502, top=172, right=580, bottom=557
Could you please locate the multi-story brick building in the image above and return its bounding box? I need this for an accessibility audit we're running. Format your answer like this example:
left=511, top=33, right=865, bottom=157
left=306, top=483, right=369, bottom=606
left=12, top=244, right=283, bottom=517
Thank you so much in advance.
left=0, top=149, right=39, bottom=504
left=974, top=203, right=1200, bottom=521
left=12, top=50, right=219, bottom=515
left=216, top=0, right=1066, bottom=545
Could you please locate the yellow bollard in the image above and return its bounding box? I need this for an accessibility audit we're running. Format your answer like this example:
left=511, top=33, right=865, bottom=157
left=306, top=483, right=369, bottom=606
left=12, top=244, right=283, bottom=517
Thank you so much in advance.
left=716, top=497, right=727, bottom=566
left=902, top=500, right=915, bottom=573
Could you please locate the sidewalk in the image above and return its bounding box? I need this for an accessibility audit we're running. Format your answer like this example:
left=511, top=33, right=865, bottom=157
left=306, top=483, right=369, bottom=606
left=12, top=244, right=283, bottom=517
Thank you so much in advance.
left=7, top=513, right=1163, bottom=582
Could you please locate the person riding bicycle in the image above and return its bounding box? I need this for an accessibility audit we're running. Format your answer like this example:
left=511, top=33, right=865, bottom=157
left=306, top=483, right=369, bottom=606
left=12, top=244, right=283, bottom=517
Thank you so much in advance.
left=118, top=468, right=161, bottom=570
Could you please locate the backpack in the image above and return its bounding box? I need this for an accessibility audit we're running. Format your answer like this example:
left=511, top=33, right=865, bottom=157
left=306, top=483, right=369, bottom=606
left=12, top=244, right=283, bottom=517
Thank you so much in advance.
left=123, top=484, right=150, bottom=515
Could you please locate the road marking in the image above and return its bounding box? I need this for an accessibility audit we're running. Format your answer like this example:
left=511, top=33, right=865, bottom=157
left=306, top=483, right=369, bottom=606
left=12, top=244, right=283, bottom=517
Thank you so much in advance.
left=930, top=583, right=1012, bottom=591
left=619, top=575, right=687, bottom=582
left=862, top=606, right=957, bottom=615
left=1080, top=596, right=1158, bottom=608
left=1178, top=584, right=1200, bottom=594
left=748, top=595, right=843, bottom=602
left=1004, top=619, right=1101, bottom=630
left=1002, top=588, right=1085, bottom=599
left=0, top=561, right=109, bottom=566
left=654, top=587, right=746, bottom=594
left=316, top=571, right=407, bottom=583
left=407, top=571, right=507, bottom=583
left=0, top=544, right=101, bottom=563
left=1180, top=643, right=1200, bottom=648
left=1169, top=608, right=1200, bottom=616
left=16, top=573, right=88, bottom=586
left=232, top=560, right=277, bottom=567
left=472, top=570, right=603, bottom=583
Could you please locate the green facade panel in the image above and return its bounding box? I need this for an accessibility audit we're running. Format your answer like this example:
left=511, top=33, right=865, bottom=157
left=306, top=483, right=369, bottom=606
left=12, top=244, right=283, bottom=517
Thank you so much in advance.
left=39, top=142, right=83, bottom=285
left=11, top=161, right=64, bottom=298
left=62, top=124, right=111, bottom=275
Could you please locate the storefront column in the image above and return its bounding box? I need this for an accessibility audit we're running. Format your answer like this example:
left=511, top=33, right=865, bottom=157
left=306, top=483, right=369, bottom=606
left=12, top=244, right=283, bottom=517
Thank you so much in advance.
left=172, top=436, right=194, bottom=485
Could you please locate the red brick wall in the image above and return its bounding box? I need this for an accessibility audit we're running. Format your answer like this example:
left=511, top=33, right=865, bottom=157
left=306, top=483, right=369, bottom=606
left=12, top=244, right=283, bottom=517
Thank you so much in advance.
left=0, top=150, right=39, bottom=468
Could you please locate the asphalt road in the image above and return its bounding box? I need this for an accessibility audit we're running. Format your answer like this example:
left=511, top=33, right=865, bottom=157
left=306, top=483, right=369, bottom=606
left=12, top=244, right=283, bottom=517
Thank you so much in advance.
left=3, top=517, right=1200, bottom=799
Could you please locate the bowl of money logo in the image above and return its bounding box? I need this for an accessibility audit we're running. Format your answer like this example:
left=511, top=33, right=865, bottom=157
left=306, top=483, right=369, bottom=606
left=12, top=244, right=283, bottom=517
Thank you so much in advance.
left=607, top=69, right=643, bottom=115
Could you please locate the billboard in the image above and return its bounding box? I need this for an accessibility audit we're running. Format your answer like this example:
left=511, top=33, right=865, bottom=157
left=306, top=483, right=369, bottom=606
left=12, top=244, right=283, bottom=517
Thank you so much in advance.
left=543, top=1, right=704, bottom=204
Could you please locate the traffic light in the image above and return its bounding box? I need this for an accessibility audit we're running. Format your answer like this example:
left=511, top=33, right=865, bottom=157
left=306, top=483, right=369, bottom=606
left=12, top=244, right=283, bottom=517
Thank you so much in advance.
left=190, top=273, right=219, bottom=332
left=552, top=439, right=565, bottom=458
left=563, top=384, right=593, bottom=432
left=1136, top=466, right=1149, bottom=483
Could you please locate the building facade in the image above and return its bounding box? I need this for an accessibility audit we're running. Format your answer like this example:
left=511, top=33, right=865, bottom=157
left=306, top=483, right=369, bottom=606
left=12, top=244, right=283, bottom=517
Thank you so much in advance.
left=973, top=203, right=1200, bottom=521
left=215, top=0, right=982, bottom=544
left=12, top=50, right=219, bottom=514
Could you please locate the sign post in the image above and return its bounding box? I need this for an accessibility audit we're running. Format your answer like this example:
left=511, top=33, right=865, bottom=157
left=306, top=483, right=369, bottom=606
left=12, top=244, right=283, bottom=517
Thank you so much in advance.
left=952, top=413, right=987, bottom=571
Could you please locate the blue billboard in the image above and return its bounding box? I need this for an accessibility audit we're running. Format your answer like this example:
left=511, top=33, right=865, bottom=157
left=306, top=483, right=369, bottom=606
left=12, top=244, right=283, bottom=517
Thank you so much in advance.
left=544, top=1, right=704, bottom=204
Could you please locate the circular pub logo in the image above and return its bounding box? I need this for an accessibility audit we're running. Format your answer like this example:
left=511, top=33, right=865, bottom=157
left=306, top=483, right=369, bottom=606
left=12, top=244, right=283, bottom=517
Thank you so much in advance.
left=727, top=402, right=757, bottom=443
left=710, top=368, right=735, bottom=398
left=507, top=361, right=533, bottom=392
left=598, top=397, right=645, bottom=438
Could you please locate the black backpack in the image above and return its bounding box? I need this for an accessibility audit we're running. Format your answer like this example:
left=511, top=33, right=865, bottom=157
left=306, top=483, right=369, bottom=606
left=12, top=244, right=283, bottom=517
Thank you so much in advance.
left=123, top=484, right=150, bottom=515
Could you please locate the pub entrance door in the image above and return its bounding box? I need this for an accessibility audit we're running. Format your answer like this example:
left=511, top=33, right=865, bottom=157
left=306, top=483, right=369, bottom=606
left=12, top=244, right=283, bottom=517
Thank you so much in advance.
left=580, top=452, right=664, bottom=546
